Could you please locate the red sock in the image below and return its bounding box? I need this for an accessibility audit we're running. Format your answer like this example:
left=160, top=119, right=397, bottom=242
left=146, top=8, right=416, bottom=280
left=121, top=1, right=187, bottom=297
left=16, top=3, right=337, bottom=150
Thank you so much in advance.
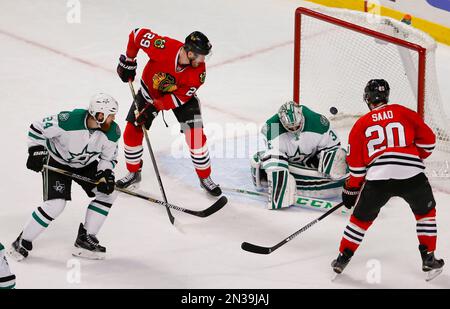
left=415, top=208, right=437, bottom=251
left=339, top=215, right=374, bottom=253
left=123, top=122, right=144, bottom=172
left=185, top=128, right=211, bottom=179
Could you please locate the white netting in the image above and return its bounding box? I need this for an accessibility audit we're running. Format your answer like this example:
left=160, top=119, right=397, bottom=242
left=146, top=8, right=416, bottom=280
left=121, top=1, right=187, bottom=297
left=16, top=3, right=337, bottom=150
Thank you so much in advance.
left=296, top=6, right=450, bottom=152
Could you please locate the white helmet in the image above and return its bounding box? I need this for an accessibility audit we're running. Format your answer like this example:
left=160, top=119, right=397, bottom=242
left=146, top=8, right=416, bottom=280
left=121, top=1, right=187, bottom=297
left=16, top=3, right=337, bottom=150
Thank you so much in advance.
left=278, top=101, right=304, bottom=133
left=88, top=93, right=118, bottom=124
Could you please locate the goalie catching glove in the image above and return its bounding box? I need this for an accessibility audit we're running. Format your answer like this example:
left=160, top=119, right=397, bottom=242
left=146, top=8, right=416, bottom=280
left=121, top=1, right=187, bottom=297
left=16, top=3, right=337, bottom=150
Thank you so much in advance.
left=95, top=169, right=115, bottom=195
left=318, top=147, right=348, bottom=180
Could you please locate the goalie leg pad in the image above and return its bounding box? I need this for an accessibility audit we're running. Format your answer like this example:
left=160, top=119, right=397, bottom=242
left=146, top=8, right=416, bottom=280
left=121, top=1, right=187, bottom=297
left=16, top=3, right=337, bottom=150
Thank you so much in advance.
left=267, top=170, right=296, bottom=210
left=318, top=147, right=348, bottom=180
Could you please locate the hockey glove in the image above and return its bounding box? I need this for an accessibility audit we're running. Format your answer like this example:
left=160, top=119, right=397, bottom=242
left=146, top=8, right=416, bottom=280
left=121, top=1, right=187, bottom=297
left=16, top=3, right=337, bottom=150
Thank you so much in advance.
left=342, top=185, right=360, bottom=209
left=134, top=103, right=159, bottom=127
left=117, top=54, right=137, bottom=83
left=26, top=145, right=48, bottom=172
left=95, top=169, right=115, bottom=195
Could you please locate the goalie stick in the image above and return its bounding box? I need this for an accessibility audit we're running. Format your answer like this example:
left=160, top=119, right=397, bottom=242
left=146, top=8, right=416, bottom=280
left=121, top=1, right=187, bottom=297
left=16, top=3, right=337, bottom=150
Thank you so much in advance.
left=241, top=201, right=345, bottom=255
left=43, top=165, right=228, bottom=218
left=222, top=186, right=348, bottom=214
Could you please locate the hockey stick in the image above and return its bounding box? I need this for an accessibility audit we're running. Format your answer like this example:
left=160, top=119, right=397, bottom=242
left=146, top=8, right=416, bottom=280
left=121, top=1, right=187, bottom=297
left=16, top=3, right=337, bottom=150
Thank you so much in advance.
left=222, top=186, right=347, bottom=213
left=128, top=81, right=175, bottom=225
left=241, top=201, right=345, bottom=254
left=43, top=164, right=228, bottom=218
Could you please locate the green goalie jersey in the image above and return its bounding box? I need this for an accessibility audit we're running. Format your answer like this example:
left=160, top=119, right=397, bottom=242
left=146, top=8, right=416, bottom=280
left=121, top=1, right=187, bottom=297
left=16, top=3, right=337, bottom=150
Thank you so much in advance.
left=27, top=109, right=120, bottom=170
left=261, top=105, right=340, bottom=170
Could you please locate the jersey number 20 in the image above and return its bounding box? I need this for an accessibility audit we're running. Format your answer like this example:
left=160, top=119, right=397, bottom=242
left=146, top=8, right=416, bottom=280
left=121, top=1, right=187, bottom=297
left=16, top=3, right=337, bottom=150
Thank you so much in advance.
left=365, top=122, right=406, bottom=157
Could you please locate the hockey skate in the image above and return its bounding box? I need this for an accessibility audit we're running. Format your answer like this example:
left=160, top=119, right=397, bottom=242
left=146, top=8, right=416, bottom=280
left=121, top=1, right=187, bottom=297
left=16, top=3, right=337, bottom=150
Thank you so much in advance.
left=331, top=248, right=354, bottom=280
left=72, top=223, right=106, bottom=260
left=199, top=176, right=222, bottom=196
left=419, top=245, right=445, bottom=281
left=116, top=170, right=141, bottom=189
left=8, top=233, right=32, bottom=262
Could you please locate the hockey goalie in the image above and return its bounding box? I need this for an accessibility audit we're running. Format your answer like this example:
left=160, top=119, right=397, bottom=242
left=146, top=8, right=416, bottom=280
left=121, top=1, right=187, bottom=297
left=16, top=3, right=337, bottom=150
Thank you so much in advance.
left=251, top=101, right=348, bottom=210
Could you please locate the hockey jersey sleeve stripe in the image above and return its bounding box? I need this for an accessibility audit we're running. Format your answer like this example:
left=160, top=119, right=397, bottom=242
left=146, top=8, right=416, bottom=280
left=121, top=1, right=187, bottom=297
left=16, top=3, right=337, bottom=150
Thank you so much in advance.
left=318, top=144, right=342, bottom=152
left=171, top=94, right=182, bottom=108
left=140, top=80, right=153, bottom=103
left=416, top=143, right=436, bottom=149
left=28, top=132, right=45, bottom=141
left=369, top=161, right=425, bottom=169
left=30, top=124, right=43, bottom=135
left=261, top=155, right=288, bottom=162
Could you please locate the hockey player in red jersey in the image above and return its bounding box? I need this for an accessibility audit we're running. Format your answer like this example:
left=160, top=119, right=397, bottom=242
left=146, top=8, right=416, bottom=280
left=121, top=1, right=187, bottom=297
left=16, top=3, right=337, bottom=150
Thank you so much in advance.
left=115, top=28, right=221, bottom=196
left=331, top=79, right=444, bottom=281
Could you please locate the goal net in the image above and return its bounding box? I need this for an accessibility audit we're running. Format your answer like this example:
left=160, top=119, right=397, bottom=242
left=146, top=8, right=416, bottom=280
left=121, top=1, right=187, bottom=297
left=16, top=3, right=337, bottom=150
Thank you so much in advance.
left=294, top=6, right=450, bottom=153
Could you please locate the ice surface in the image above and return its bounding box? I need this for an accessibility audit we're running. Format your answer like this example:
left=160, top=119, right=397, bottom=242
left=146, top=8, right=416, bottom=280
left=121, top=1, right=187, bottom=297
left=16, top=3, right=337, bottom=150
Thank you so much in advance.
left=0, top=0, right=449, bottom=288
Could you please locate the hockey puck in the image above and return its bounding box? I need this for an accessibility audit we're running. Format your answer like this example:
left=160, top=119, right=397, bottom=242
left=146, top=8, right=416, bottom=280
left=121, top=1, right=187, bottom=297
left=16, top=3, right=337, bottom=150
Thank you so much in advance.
left=329, top=107, right=338, bottom=115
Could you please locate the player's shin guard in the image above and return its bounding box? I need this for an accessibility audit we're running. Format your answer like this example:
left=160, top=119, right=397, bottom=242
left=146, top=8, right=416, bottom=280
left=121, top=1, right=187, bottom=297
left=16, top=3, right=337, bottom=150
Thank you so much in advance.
left=267, top=169, right=296, bottom=209
left=415, top=208, right=437, bottom=252
left=339, top=215, right=373, bottom=253
left=185, top=128, right=211, bottom=179
left=22, top=199, right=66, bottom=242
left=84, top=190, right=117, bottom=236
left=123, top=122, right=144, bottom=172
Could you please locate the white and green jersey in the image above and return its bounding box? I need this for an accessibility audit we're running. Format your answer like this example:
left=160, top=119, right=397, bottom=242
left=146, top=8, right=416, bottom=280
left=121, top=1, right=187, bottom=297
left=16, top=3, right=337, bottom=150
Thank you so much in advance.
left=28, top=109, right=120, bottom=171
left=260, top=105, right=340, bottom=171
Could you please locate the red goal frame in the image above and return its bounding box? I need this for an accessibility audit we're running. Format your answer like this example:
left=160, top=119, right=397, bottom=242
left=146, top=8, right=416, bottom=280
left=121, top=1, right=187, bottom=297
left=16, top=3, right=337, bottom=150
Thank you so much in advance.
left=293, top=7, right=427, bottom=117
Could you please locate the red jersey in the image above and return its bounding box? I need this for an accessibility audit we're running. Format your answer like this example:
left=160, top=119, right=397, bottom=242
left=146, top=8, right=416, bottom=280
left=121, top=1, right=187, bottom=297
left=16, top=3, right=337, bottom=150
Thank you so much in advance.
left=125, top=28, right=206, bottom=110
left=346, top=104, right=436, bottom=189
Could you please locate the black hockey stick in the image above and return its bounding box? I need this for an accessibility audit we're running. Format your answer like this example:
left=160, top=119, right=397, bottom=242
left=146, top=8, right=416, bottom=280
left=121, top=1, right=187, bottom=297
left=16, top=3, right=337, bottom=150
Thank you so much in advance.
left=128, top=81, right=175, bottom=225
left=241, top=201, right=345, bottom=254
left=43, top=164, right=228, bottom=217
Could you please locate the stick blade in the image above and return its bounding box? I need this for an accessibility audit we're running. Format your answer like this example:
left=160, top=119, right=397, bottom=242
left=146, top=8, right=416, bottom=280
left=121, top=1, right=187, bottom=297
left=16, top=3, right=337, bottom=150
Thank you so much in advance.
left=241, top=242, right=272, bottom=255
left=199, top=196, right=228, bottom=217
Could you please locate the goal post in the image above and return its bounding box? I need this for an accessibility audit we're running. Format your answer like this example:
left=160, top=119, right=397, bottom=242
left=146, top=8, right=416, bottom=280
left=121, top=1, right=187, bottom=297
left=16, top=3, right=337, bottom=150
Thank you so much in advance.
left=293, top=6, right=449, bottom=151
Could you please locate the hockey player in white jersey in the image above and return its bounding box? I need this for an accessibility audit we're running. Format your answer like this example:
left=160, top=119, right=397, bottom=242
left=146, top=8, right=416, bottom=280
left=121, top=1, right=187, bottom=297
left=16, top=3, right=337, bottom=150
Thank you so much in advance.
left=251, top=101, right=348, bottom=209
left=0, top=242, right=15, bottom=289
left=8, top=93, right=120, bottom=261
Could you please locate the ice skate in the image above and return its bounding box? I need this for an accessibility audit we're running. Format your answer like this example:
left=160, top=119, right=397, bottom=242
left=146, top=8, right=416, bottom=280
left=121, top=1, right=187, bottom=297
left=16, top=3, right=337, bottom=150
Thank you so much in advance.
left=199, top=176, right=222, bottom=196
left=331, top=248, right=354, bottom=278
left=72, top=223, right=106, bottom=260
left=116, top=170, right=141, bottom=189
left=419, top=245, right=444, bottom=281
left=8, top=233, right=32, bottom=262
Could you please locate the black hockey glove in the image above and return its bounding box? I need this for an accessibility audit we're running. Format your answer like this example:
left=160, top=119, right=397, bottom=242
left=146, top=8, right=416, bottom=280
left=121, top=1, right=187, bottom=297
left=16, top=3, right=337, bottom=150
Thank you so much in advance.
left=342, top=185, right=360, bottom=209
left=117, top=54, right=137, bottom=83
left=95, top=169, right=115, bottom=195
left=134, top=103, right=158, bottom=127
left=26, top=145, right=48, bottom=172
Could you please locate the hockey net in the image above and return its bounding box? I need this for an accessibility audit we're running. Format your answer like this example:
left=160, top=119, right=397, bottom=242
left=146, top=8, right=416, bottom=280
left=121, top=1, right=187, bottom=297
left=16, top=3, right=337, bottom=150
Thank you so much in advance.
left=294, top=6, right=450, bottom=158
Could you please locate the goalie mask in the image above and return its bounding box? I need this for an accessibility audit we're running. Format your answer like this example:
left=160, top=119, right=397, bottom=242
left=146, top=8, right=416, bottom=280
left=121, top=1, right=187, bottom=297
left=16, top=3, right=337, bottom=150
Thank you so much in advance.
left=364, top=79, right=390, bottom=106
left=278, top=101, right=304, bottom=133
left=88, top=93, right=119, bottom=125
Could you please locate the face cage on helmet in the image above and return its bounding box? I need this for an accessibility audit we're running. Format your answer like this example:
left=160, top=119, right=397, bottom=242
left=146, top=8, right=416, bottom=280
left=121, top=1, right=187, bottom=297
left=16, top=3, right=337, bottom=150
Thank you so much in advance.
left=279, top=106, right=304, bottom=133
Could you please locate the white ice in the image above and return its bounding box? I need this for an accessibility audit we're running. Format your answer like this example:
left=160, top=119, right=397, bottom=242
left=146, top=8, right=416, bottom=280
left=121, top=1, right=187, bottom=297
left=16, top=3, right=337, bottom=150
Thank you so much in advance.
left=0, top=0, right=449, bottom=289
